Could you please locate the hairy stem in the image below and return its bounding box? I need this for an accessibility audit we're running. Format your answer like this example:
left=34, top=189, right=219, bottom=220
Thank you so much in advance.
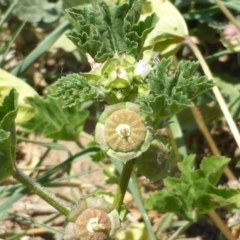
left=113, top=159, right=135, bottom=212
left=12, top=166, right=71, bottom=216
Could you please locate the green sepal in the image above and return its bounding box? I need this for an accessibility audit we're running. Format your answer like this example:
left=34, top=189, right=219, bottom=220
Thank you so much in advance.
left=0, top=89, right=18, bottom=183
left=137, top=138, right=171, bottom=182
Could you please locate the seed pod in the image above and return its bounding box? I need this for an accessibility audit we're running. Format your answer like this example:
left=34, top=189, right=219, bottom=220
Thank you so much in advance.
left=63, top=197, right=120, bottom=240
left=95, top=102, right=154, bottom=163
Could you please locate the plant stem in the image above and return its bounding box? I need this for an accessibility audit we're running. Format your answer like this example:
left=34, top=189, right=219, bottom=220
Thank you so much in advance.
left=185, top=35, right=240, bottom=150
left=12, top=166, right=71, bottom=216
left=190, top=104, right=236, bottom=180
left=113, top=159, right=135, bottom=212
left=209, top=210, right=236, bottom=240
left=215, top=0, right=240, bottom=32
left=168, top=221, right=192, bottom=240
left=185, top=36, right=237, bottom=240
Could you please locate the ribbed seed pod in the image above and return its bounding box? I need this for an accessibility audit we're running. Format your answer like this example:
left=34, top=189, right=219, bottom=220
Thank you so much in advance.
left=63, top=197, right=120, bottom=240
left=95, top=102, right=154, bottom=163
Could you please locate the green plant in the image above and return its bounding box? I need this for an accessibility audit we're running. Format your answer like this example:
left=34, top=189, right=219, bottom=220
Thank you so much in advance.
left=1, top=0, right=240, bottom=239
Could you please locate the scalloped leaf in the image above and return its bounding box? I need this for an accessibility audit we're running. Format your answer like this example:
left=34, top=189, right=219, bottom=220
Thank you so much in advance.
left=136, top=58, right=214, bottom=118
left=145, top=155, right=239, bottom=221
left=66, top=0, right=157, bottom=62
left=50, top=74, right=98, bottom=108
left=21, top=94, right=89, bottom=141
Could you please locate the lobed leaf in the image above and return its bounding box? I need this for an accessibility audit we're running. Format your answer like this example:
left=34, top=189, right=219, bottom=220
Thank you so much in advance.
left=66, top=0, right=157, bottom=62
left=145, top=155, right=239, bottom=221
left=21, top=94, right=89, bottom=141
left=136, top=58, right=215, bottom=118
left=50, top=74, right=98, bottom=108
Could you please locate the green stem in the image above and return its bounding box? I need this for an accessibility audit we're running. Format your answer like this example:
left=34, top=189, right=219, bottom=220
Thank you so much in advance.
left=12, top=166, right=71, bottom=216
left=168, top=221, right=192, bottom=240
left=113, top=159, right=135, bottom=212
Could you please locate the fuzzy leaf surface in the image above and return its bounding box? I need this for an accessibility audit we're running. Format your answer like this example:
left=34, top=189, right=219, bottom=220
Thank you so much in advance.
left=66, top=0, right=157, bottom=62
left=136, top=58, right=215, bottom=118
left=50, top=74, right=98, bottom=108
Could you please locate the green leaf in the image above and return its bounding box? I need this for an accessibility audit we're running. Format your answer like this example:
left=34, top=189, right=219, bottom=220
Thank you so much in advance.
left=66, top=0, right=157, bottom=62
left=136, top=92, right=191, bottom=118
left=50, top=74, right=98, bottom=108
left=0, top=68, right=37, bottom=124
left=145, top=155, right=239, bottom=221
left=177, top=154, right=196, bottom=180
left=0, top=130, right=14, bottom=183
left=200, top=156, right=230, bottom=186
left=141, top=0, right=188, bottom=56
left=13, top=0, right=62, bottom=23
left=136, top=58, right=215, bottom=118
left=0, top=89, right=18, bottom=183
left=21, top=95, right=89, bottom=141
left=145, top=189, right=182, bottom=213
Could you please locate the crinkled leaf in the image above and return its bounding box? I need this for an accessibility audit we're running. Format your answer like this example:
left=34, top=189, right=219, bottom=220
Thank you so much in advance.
left=0, top=89, right=18, bottom=183
left=21, top=95, right=89, bottom=141
left=66, top=0, right=157, bottom=62
left=145, top=155, right=239, bottom=221
left=148, top=58, right=214, bottom=98
left=136, top=58, right=214, bottom=118
left=50, top=74, right=98, bottom=108
left=136, top=93, right=191, bottom=118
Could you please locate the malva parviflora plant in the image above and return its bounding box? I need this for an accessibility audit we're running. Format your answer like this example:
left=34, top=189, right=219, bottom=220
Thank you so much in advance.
left=1, top=1, right=240, bottom=240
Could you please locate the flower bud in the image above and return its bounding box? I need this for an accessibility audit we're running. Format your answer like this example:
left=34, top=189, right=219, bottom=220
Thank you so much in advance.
left=221, top=24, right=240, bottom=52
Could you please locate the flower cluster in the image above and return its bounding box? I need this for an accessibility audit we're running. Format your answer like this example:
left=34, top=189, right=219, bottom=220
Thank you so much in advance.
left=83, top=54, right=150, bottom=103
